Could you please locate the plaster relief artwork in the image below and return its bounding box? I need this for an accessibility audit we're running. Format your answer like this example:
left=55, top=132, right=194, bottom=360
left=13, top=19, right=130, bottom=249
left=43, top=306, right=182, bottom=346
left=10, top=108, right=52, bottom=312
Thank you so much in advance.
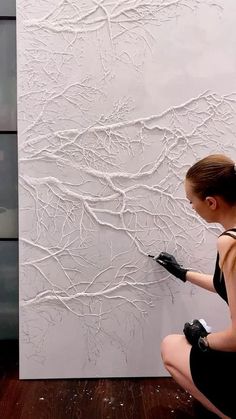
left=18, top=0, right=236, bottom=378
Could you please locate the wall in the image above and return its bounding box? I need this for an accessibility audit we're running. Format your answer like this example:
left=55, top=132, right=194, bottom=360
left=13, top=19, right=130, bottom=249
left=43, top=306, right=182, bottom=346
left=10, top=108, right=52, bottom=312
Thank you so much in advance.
left=0, top=1, right=18, bottom=340
left=17, top=0, right=236, bottom=378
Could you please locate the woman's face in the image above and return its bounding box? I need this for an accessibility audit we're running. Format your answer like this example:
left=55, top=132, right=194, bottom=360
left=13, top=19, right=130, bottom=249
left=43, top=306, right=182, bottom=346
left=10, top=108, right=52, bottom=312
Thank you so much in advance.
left=184, top=179, right=215, bottom=222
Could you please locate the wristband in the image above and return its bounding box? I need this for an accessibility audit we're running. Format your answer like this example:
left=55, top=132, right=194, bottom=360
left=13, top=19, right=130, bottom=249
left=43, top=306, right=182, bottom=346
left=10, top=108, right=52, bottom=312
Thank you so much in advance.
left=198, top=335, right=210, bottom=352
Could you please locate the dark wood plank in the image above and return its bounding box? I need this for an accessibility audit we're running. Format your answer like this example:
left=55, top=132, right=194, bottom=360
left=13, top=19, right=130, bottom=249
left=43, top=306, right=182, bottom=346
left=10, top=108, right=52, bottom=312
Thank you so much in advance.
left=0, top=341, right=218, bottom=418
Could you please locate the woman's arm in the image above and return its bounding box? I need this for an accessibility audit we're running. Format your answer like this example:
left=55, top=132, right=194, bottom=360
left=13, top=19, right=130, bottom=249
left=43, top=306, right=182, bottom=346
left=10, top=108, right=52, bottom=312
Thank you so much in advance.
left=153, top=252, right=215, bottom=289
left=206, top=235, right=236, bottom=351
left=185, top=271, right=215, bottom=292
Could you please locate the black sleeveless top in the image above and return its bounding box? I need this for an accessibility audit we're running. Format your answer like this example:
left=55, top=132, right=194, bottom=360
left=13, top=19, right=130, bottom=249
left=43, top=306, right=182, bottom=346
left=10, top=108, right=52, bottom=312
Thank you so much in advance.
left=213, top=228, right=236, bottom=304
left=190, top=228, right=236, bottom=417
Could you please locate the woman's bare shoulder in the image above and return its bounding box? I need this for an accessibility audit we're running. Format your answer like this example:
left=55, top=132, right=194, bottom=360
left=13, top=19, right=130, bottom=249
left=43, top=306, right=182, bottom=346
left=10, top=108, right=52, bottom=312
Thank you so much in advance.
left=217, top=233, right=236, bottom=270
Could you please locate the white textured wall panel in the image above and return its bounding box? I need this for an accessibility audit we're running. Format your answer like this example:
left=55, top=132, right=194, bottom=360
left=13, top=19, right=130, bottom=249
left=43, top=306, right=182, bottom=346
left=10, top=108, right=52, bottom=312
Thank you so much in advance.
left=17, top=0, right=236, bottom=378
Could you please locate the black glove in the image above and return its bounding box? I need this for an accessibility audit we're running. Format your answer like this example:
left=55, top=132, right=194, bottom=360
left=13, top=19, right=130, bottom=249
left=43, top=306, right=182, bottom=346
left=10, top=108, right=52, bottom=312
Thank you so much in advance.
left=148, top=252, right=188, bottom=282
left=183, top=319, right=209, bottom=346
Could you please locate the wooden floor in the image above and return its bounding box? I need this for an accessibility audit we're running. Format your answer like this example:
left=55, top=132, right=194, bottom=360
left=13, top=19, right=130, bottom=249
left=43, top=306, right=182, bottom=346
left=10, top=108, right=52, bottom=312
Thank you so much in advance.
left=0, top=340, right=218, bottom=419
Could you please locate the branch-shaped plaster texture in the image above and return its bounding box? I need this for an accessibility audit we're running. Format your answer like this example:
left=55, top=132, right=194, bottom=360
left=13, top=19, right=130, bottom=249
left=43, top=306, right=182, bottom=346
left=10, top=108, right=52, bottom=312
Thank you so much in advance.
left=17, top=0, right=236, bottom=376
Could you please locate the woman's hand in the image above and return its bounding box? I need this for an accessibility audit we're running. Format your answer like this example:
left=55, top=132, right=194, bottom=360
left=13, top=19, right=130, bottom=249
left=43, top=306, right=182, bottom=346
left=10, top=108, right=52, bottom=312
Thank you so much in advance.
left=148, top=252, right=188, bottom=282
left=183, top=319, right=211, bottom=346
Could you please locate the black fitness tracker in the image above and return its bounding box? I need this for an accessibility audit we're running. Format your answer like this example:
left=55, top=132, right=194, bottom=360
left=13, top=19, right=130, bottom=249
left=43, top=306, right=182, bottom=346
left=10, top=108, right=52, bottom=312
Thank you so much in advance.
left=198, top=336, right=210, bottom=352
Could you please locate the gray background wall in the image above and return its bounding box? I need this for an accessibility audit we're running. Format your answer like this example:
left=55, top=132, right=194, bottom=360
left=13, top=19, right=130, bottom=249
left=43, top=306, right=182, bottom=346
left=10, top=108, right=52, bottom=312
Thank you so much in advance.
left=17, top=0, right=235, bottom=378
left=0, top=1, right=18, bottom=340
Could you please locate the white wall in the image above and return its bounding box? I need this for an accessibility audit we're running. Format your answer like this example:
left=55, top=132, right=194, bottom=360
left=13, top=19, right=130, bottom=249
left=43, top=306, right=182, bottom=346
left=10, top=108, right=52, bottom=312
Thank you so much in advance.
left=17, top=0, right=236, bottom=378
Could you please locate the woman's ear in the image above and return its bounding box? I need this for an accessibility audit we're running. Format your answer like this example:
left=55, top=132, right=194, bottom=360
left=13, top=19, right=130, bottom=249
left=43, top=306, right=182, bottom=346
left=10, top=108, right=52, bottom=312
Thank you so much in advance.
left=205, top=196, right=217, bottom=210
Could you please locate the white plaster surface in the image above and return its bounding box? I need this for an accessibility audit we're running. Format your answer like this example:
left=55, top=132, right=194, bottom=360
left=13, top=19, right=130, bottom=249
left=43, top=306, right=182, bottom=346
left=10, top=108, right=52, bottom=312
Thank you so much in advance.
left=17, top=0, right=236, bottom=378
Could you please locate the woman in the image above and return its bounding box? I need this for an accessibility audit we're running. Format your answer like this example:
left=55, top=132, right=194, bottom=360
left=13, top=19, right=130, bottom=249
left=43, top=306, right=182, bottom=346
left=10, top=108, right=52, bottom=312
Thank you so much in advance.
left=153, top=154, right=236, bottom=418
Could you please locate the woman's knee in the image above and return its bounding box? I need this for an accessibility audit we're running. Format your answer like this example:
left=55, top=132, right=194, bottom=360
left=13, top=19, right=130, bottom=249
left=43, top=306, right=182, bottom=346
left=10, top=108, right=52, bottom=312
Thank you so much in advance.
left=161, top=334, right=188, bottom=367
left=161, top=334, right=181, bottom=365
